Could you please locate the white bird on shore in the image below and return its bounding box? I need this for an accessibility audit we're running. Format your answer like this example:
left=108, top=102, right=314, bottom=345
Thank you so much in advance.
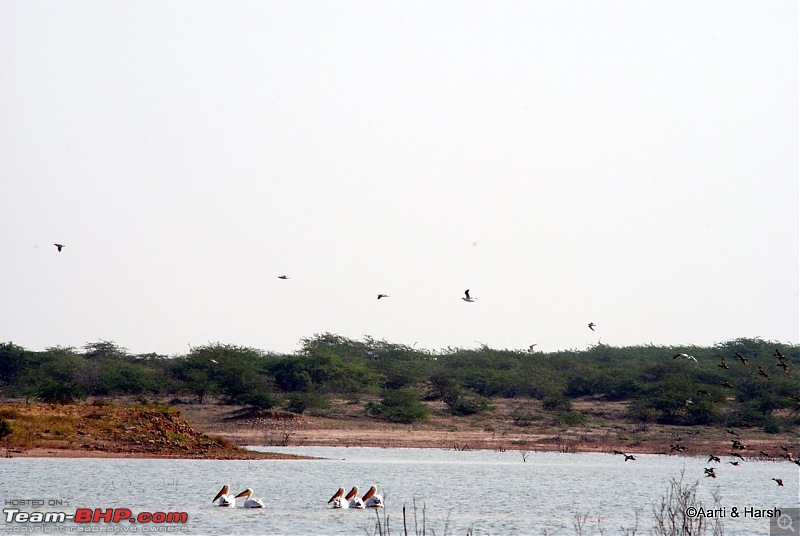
left=362, top=486, right=384, bottom=508
left=234, top=488, right=265, bottom=508
left=328, top=488, right=349, bottom=509
left=213, top=485, right=236, bottom=507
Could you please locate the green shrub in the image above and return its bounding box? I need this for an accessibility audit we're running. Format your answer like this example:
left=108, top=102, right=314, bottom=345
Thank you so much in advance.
left=366, top=390, right=429, bottom=423
left=443, top=388, right=491, bottom=416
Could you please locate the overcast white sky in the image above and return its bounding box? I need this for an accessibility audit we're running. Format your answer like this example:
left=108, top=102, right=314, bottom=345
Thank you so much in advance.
left=1, top=1, right=797, bottom=356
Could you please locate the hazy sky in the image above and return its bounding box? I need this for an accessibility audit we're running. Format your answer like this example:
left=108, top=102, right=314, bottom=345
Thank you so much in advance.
left=2, top=1, right=797, bottom=356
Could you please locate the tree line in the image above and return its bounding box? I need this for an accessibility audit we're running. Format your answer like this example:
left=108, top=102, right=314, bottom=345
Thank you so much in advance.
left=0, top=335, right=797, bottom=431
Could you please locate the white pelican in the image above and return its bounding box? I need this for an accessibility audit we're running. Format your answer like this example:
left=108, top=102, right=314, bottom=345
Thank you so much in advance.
left=362, top=486, right=384, bottom=508
left=234, top=488, right=265, bottom=508
left=673, top=353, right=697, bottom=362
left=346, top=486, right=364, bottom=509
left=328, top=487, right=349, bottom=509
left=213, top=485, right=236, bottom=507
left=462, top=289, right=476, bottom=302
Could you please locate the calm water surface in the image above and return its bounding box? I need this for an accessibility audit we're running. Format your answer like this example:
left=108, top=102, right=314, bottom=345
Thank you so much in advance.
left=1, top=447, right=797, bottom=535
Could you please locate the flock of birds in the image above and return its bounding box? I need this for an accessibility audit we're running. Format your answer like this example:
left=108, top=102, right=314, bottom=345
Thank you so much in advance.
left=212, top=485, right=265, bottom=508
left=327, top=486, right=384, bottom=509
left=211, top=484, right=385, bottom=510
left=613, top=345, right=798, bottom=489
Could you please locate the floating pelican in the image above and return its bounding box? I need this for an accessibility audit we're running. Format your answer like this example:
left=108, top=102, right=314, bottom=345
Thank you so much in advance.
left=346, top=487, right=364, bottom=509
left=362, top=486, right=384, bottom=508
left=328, top=488, right=349, bottom=509
left=234, top=488, right=265, bottom=508
left=213, top=485, right=236, bottom=507
left=673, top=353, right=697, bottom=362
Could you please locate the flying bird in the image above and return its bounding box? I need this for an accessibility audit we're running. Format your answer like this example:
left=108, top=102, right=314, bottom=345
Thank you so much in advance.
left=277, top=275, right=289, bottom=280
left=730, top=451, right=745, bottom=460
left=707, top=455, right=721, bottom=463
left=673, top=353, right=698, bottom=362
left=772, top=478, right=784, bottom=487
left=624, top=454, right=636, bottom=462
left=377, top=294, right=389, bottom=300
left=588, top=322, right=596, bottom=331
left=704, top=468, right=717, bottom=479
left=735, top=352, right=748, bottom=366
left=775, top=348, right=785, bottom=360
left=53, top=243, right=65, bottom=252
left=728, top=461, right=740, bottom=466
left=758, top=366, right=771, bottom=380
left=718, top=357, right=729, bottom=369
left=721, top=381, right=734, bottom=389
left=462, top=289, right=476, bottom=302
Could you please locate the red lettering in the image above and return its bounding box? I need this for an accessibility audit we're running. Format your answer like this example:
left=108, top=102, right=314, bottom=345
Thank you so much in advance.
left=112, top=509, right=132, bottom=523
left=138, top=512, right=151, bottom=523
left=93, top=509, right=114, bottom=522
left=74, top=509, right=92, bottom=523
left=151, top=512, right=167, bottom=523
left=166, top=512, right=188, bottom=523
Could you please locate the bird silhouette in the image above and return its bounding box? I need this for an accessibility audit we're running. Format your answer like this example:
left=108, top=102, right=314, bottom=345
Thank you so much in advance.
left=53, top=243, right=65, bottom=252
left=624, top=454, right=636, bottom=462
left=772, top=478, right=784, bottom=487
left=735, top=352, right=748, bottom=366
left=775, top=348, right=785, bottom=360
left=730, top=451, right=745, bottom=460
left=674, top=353, right=698, bottom=362
left=377, top=294, right=389, bottom=299
left=707, top=455, right=721, bottom=463
left=718, top=357, right=729, bottom=369
left=758, top=366, right=771, bottom=380
left=704, top=467, right=717, bottom=479
left=277, top=275, right=289, bottom=280
left=462, top=289, right=476, bottom=302
left=721, top=381, right=734, bottom=389
left=588, top=322, right=596, bottom=331
left=728, top=461, right=740, bottom=466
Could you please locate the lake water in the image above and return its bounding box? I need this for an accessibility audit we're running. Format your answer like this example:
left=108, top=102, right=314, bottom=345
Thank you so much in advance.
left=0, top=447, right=797, bottom=535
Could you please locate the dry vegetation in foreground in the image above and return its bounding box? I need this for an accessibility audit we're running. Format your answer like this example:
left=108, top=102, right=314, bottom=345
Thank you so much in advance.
left=177, top=395, right=799, bottom=458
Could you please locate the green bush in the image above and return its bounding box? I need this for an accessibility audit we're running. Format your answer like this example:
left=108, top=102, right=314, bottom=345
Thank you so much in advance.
left=443, top=388, right=491, bottom=416
left=286, top=391, right=330, bottom=414
left=554, top=411, right=588, bottom=426
left=542, top=395, right=572, bottom=411
left=366, top=390, right=429, bottom=423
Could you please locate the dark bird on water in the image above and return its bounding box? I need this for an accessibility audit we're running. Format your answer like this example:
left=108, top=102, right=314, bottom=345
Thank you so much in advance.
left=377, top=294, right=389, bottom=299
left=462, top=289, right=476, bottom=302
left=730, top=451, right=745, bottom=460
left=588, top=322, right=596, bottom=331
left=624, top=454, right=636, bottom=462
left=728, top=461, right=740, bottom=466
left=772, top=478, right=784, bottom=487
left=54, top=243, right=65, bottom=252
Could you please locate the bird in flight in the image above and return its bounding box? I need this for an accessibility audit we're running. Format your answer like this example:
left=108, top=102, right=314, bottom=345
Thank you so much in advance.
left=735, top=352, right=748, bottom=366
left=462, top=289, right=476, bottom=302
left=277, top=275, right=290, bottom=280
left=718, top=357, right=729, bottom=369
left=758, top=366, right=771, bottom=381
left=623, top=454, right=636, bottom=462
left=54, top=243, right=65, bottom=252
left=377, top=294, right=389, bottom=300
left=673, top=353, right=698, bottom=362
left=588, top=322, right=596, bottom=331
left=772, top=478, right=784, bottom=487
